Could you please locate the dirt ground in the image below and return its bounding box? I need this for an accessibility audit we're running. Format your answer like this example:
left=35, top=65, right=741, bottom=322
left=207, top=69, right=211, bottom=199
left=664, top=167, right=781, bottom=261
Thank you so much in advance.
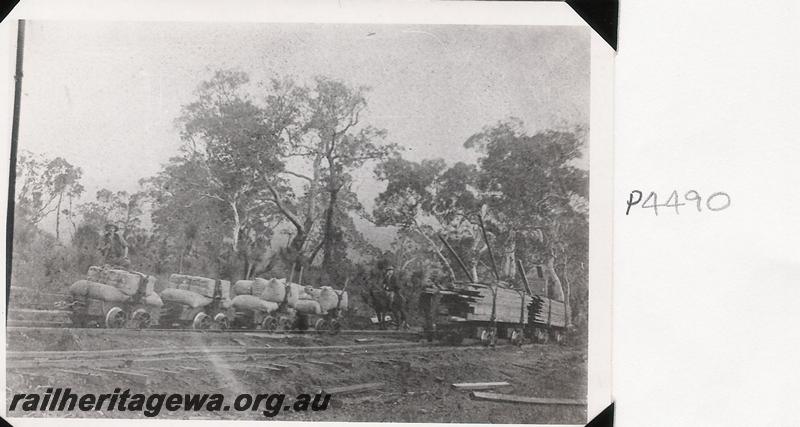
left=6, top=328, right=587, bottom=424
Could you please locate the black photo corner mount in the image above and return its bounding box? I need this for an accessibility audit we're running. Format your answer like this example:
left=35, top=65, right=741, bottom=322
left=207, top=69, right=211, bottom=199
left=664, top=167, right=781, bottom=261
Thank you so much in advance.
left=565, top=0, right=619, bottom=51
left=586, top=402, right=615, bottom=427
left=0, top=0, right=20, bottom=23
left=0, top=413, right=13, bottom=427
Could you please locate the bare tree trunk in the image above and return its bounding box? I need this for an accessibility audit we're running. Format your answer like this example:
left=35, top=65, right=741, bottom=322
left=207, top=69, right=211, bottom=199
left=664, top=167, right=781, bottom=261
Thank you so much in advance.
left=502, top=231, right=516, bottom=278
left=470, top=260, right=478, bottom=282
left=55, top=192, right=63, bottom=241
left=230, top=201, right=241, bottom=249
left=545, top=254, right=565, bottom=301
left=415, top=224, right=457, bottom=283
left=67, top=195, right=77, bottom=235
left=561, top=258, right=573, bottom=328
left=321, top=187, right=339, bottom=274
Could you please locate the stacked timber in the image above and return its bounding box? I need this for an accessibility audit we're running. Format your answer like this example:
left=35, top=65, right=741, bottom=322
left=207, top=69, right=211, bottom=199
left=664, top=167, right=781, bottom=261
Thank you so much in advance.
left=528, top=295, right=567, bottom=328
left=462, top=285, right=529, bottom=324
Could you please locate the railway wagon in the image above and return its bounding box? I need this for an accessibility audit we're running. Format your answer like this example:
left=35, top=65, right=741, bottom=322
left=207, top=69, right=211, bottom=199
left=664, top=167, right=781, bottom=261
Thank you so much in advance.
left=300, top=285, right=349, bottom=333
left=420, top=267, right=568, bottom=345
left=67, top=266, right=163, bottom=328
left=158, top=274, right=233, bottom=329
left=229, top=278, right=297, bottom=330
left=229, top=278, right=349, bottom=334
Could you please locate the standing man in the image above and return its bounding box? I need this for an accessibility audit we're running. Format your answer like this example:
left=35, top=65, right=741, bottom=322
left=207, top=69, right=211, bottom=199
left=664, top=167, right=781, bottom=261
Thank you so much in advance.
left=100, top=223, right=130, bottom=269
left=382, top=264, right=401, bottom=306
left=381, top=263, right=409, bottom=329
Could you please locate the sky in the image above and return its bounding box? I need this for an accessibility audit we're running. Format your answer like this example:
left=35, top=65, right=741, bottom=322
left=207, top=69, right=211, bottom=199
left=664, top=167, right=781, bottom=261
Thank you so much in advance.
left=16, top=21, right=590, bottom=245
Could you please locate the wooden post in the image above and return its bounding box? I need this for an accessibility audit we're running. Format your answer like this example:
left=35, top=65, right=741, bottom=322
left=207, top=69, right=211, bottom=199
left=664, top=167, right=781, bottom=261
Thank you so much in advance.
left=7, top=20, right=25, bottom=305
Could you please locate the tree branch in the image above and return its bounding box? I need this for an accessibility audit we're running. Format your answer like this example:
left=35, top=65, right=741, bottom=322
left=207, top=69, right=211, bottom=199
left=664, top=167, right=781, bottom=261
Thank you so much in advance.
left=281, top=170, right=314, bottom=182
left=264, top=181, right=305, bottom=232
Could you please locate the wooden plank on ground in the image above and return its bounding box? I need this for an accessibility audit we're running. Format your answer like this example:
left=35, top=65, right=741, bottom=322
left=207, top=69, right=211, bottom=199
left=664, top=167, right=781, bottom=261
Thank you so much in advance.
left=470, top=391, right=586, bottom=406
left=8, top=346, right=244, bottom=360
left=56, top=369, right=101, bottom=378
left=306, top=359, right=338, bottom=367
left=93, top=368, right=149, bottom=385
left=241, top=364, right=282, bottom=371
left=451, top=382, right=511, bottom=390
left=141, top=367, right=180, bottom=376
left=8, top=359, right=129, bottom=370
left=10, top=309, right=71, bottom=315
left=322, top=382, right=385, bottom=395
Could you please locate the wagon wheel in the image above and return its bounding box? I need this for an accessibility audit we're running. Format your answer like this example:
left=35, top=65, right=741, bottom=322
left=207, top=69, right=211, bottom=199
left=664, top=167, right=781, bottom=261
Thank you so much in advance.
left=192, top=312, right=212, bottom=330
left=130, top=308, right=152, bottom=329
left=328, top=318, right=342, bottom=335
left=532, top=327, right=549, bottom=344
left=214, top=313, right=230, bottom=330
left=276, top=315, right=293, bottom=332
left=104, top=307, right=127, bottom=329
left=260, top=315, right=278, bottom=332
left=314, top=318, right=328, bottom=333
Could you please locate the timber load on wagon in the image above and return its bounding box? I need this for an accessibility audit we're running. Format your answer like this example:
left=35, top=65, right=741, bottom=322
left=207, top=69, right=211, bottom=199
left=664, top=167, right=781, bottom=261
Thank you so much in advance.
left=421, top=230, right=570, bottom=346
left=420, top=269, right=567, bottom=345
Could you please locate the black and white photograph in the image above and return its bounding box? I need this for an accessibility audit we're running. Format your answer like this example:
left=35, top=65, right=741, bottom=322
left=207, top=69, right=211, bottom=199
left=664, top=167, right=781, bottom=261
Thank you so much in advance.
left=2, top=2, right=614, bottom=425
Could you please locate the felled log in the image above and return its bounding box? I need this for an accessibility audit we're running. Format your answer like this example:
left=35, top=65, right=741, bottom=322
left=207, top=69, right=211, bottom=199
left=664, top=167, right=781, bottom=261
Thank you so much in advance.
left=322, top=382, right=385, bottom=395
left=470, top=391, right=585, bottom=406
left=451, top=382, right=511, bottom=390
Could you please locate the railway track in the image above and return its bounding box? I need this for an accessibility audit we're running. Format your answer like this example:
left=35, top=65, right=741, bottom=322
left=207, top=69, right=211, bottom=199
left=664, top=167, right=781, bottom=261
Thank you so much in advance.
left=6, top=340, right=499, bottom=368
left=6, top=324, right=421, bottom=337
left=6, top=308, right=421, bottom=338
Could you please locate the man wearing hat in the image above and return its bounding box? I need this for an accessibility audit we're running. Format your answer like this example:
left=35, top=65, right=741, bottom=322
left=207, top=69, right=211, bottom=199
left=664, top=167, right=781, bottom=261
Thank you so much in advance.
left=100, top=223, right=130, bottom=269
left=382, top=264, right=402, bottom=306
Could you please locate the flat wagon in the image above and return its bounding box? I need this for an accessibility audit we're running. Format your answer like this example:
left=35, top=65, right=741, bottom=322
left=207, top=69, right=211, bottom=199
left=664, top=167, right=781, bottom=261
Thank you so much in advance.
left=420, top=261, right=568, bottom=345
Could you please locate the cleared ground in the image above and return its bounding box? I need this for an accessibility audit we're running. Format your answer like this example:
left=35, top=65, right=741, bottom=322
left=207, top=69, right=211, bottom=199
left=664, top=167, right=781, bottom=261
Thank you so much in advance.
left=6, top=327, right=587, bottom=423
